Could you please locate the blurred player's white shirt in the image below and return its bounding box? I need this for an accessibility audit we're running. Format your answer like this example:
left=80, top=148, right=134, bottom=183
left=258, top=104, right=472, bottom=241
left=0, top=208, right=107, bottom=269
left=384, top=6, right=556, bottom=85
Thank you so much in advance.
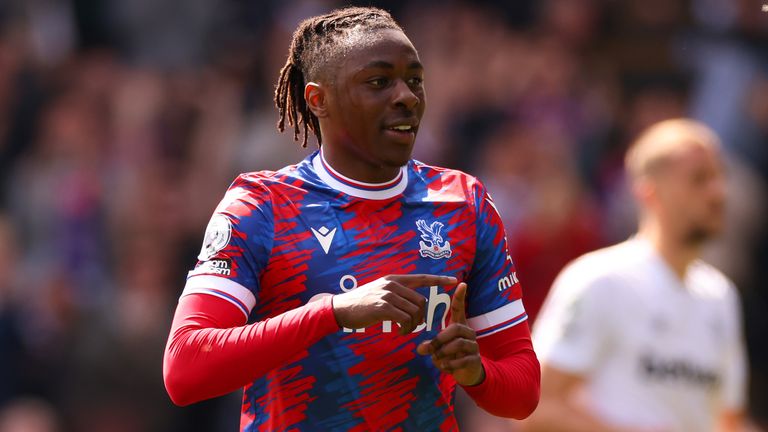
left=533, top=237, right=747, bottom=432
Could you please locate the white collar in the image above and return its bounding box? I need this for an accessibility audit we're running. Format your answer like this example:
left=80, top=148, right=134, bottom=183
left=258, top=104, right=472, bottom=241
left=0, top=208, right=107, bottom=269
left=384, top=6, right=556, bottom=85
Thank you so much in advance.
left=312, top=151, right=408, bottom=200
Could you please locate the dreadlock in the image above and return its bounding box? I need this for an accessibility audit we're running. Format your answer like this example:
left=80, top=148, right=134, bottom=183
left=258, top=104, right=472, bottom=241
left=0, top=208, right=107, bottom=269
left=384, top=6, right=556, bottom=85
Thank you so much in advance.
left=274, top=7, right=403, bottom=147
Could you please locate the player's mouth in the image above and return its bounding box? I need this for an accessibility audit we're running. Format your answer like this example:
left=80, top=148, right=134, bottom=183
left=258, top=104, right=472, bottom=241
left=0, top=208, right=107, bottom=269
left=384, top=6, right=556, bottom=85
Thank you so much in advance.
left=383, top=121, right=418, bottom=143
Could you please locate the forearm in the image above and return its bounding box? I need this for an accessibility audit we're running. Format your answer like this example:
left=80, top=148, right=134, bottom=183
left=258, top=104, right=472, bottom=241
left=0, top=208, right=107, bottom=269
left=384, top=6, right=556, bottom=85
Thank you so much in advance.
left=163, top=294, right=339, bottom=406
left=462, top=324, right=541, bottom=419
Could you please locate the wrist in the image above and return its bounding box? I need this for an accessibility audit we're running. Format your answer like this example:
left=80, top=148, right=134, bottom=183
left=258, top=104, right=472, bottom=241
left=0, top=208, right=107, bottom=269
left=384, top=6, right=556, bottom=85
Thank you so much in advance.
left=461, top=356, right=492, bottom=390
left=329, top=295, right=343, bottom=329
left=463, top=361, right=486, bottom=387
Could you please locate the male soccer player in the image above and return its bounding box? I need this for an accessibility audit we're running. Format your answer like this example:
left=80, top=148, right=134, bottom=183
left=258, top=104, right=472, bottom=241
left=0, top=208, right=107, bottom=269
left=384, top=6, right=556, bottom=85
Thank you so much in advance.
left=162, top=7, right=540, bottom=431
left=523, top=119, right=747, bottom=432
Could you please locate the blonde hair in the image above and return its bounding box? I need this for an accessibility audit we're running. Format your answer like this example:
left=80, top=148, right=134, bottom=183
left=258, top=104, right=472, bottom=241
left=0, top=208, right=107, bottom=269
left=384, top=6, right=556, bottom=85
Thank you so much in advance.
left=625, top=119, right=721, bottom=181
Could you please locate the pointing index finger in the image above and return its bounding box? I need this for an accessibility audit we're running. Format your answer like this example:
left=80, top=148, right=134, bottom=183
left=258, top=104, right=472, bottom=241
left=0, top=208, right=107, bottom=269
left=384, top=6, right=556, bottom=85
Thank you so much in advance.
left=450, top=282, right=468, bottom=325
left=386, top=274, right=458, bottom=289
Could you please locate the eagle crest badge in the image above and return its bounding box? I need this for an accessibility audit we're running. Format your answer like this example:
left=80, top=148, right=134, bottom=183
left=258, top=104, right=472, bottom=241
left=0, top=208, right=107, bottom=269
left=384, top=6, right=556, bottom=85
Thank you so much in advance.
left=416, top=219, right=452, bottom=259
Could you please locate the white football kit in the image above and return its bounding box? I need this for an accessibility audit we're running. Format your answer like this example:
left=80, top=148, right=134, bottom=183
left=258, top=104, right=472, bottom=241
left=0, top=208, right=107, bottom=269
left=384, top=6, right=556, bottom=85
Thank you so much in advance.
left=533, top=237, right=747, bottom=431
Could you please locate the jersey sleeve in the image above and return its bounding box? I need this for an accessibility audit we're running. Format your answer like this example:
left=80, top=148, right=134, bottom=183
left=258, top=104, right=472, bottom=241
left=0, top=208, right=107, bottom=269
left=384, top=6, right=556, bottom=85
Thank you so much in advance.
left=180, top=178, right=274, bottom=321
left=465, top=182, right=528, bottom=338
left=719, top=283, right=748, bottom=410
left=531, top=261, right=614, bottom=374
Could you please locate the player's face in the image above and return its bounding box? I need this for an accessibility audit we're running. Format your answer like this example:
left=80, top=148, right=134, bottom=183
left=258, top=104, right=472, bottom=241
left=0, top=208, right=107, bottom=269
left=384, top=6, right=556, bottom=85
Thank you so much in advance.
left=323, top=28, right=425, bottom=171
left=655, top=144, right=726, bottom=245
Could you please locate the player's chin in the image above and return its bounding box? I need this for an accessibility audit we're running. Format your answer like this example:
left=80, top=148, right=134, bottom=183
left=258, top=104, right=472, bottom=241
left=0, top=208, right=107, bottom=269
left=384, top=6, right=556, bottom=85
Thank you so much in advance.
left=703, top=213, right=725, bottom=236
left=379, top=138, right=415, bottom=166
left=704, top=221, right=724, bottom=239
left=384, top=150, right=413, bottom=168
left=685, top=223, right=721, bottom=245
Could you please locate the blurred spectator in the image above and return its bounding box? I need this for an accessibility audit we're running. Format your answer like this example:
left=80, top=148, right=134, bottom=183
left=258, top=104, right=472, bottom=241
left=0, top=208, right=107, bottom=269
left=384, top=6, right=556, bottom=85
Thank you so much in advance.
left=0, top=215, right=26, bottom=406
left=0, top=398, right=60, bottom=432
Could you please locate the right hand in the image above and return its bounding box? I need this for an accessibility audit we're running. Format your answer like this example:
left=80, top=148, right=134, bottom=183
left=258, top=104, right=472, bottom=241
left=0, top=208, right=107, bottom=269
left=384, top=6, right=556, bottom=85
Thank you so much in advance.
left=332, top=274, right=457, bottom=335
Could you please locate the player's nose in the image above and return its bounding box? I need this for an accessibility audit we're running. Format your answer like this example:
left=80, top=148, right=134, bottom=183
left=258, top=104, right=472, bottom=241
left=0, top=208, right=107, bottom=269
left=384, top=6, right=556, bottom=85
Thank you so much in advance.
left=392, top=79, right=419, bottom=110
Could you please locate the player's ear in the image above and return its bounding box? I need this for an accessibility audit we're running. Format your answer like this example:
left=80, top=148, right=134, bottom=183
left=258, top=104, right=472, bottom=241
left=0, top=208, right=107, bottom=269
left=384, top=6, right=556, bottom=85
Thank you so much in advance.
left=632, top=176, right=656, bottom=209
left=305, top=82, right=328, bottom=118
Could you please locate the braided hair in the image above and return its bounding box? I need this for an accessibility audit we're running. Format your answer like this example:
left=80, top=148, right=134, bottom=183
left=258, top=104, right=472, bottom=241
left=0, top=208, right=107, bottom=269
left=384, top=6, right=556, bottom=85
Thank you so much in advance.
left=274, top=7, right=402, bottom=147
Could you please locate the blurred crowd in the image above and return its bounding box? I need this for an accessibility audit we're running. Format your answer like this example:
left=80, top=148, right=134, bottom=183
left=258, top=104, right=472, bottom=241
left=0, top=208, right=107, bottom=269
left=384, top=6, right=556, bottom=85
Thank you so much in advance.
left=0, top=0, right=766, bottom=431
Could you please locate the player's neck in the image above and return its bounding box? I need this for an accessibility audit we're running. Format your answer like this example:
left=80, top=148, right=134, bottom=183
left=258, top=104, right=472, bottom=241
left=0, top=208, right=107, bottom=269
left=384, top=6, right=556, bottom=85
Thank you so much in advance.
left=320, top=147, right=402, bottom=185
left=638, top=223, right=700, bottom=281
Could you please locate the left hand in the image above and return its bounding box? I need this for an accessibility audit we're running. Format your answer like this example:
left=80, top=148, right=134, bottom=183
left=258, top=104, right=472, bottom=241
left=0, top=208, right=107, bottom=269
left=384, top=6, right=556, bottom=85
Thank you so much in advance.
left=416, top=282, right=485, bottom=386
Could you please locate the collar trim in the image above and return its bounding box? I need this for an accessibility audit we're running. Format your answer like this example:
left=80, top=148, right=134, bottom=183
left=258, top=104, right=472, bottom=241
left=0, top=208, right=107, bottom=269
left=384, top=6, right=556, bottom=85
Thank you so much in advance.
left=313, top=152, right=408, bottom=200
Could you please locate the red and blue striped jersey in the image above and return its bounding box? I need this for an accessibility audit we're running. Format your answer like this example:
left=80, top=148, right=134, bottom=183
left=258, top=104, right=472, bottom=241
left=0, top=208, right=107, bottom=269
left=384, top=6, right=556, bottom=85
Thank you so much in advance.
left=182, top=151, right=527, bottom=431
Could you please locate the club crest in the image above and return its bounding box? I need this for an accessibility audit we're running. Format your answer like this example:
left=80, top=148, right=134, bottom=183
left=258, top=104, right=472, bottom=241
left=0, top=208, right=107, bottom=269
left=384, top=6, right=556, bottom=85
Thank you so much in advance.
left=416, top=219, right=452, bottom=259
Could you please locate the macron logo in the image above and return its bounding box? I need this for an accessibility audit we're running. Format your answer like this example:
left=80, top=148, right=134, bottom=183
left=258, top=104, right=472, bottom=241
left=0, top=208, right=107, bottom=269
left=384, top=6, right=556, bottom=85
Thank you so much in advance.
left=311, top=226, right=336, bottom=254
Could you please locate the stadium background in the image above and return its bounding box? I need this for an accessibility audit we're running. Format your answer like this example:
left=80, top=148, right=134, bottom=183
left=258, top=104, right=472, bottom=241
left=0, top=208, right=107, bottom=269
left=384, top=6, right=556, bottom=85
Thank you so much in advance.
left=0, top=0, right=766, bottom=430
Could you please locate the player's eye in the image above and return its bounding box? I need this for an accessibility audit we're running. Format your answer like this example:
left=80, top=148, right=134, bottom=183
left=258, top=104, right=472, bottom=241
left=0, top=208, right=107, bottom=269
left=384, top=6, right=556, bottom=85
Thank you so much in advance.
left=408, top=76, right=424, bottom=87
left=367, top=77, right=389, bottom=88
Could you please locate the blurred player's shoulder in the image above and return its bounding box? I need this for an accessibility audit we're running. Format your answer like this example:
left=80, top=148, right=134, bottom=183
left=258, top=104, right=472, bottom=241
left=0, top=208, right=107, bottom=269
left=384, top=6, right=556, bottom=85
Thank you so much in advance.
left=552, top=239, right=740, bottom=306
left=555, top=239, right=646, bottom=284
left=533, top=241, right=643, bottom=347
left=687, top=259, right=739, bottom=301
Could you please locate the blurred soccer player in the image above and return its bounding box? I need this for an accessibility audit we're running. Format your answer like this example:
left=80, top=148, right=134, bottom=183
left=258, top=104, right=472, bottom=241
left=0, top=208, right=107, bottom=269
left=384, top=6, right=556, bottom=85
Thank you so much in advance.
left=162, top=7, right=539, bottom=431
left=523, top=119, right=747, bottom=432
